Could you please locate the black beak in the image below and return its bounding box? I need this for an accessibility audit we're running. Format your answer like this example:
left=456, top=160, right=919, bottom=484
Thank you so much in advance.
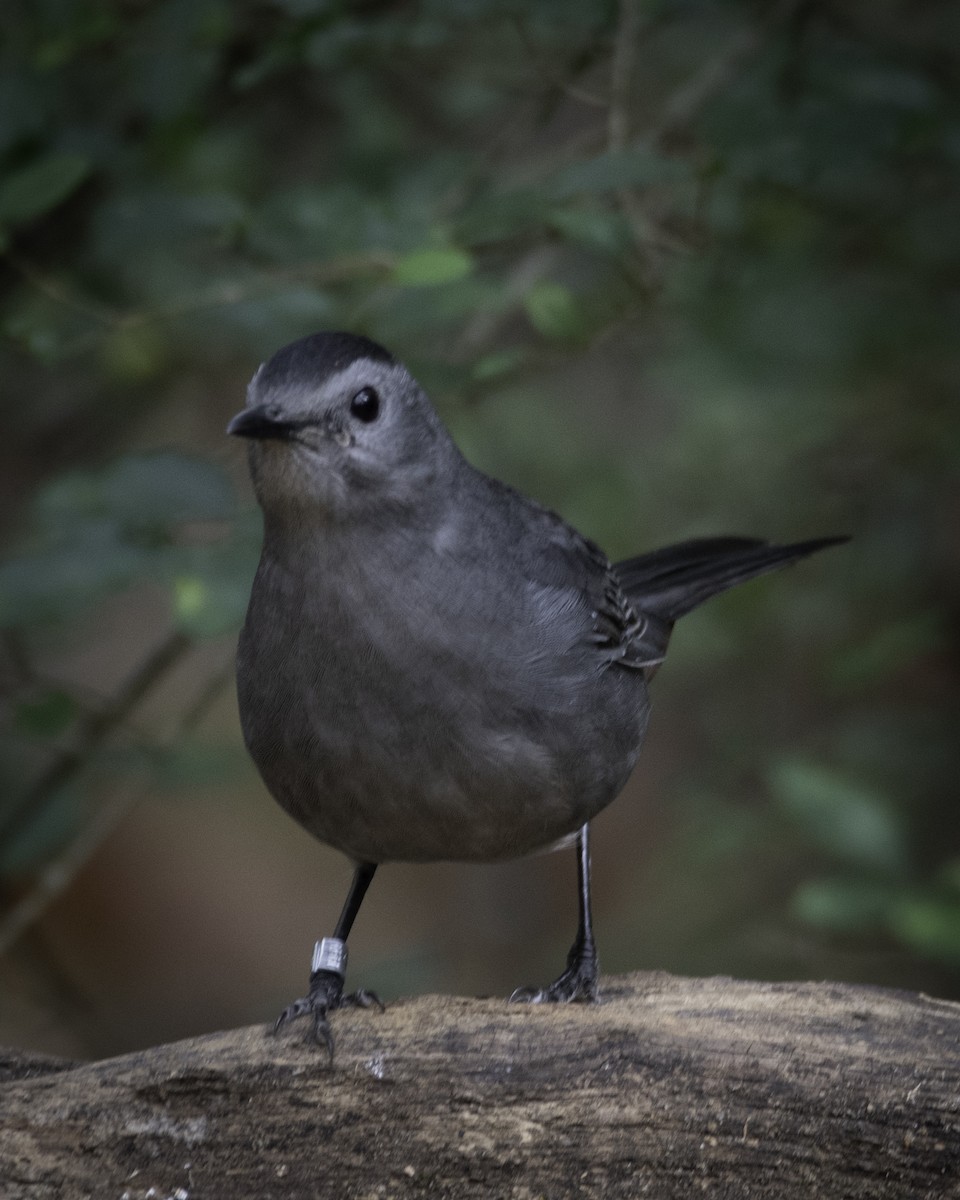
left=227, top=404, right=295, bottom=441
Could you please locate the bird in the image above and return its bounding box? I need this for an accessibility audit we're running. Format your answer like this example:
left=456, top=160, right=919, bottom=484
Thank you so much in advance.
left=227, top=330, right=845, bottom=1053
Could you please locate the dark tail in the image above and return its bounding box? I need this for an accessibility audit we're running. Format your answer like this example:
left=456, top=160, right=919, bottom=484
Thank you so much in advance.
left=615, top=535, right=847, bottom=623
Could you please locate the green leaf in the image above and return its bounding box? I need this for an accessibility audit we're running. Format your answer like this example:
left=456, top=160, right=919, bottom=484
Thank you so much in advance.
left=102, top=453, right=236, bottom=534
left=173, top=571, right=251, bottom=638
left=790, top=877, right=894, bottom=934
left=0, top=153, right=91, bottom=224
left=100, top=326, right=169, bottom=384
left=547, top=206, right=630, bottom=254
left=174, top=576, right=208, bottom=623
left=393, top=247, right=473, bottom=287
left=15, top=690, right=79, bottom=737
left=470, top=348, right=526, bottom=381
left=34, top=473, right=102, bottom=526
left=547, top=146, right=691, bottom=200
left=0, top=527, right=147, bottom=626
left=32, top=453, right=236, bottom=538
left=457, top=188, right=553, bottom=244
left=170, top=534, right=258, bottom=638
left=523, top=281, right=581, bottom=340
left=769, top=759, right=908, bottom=874
left=0, top=454, right=243, bottom=629
left=889, top=897, right=960, bottom=966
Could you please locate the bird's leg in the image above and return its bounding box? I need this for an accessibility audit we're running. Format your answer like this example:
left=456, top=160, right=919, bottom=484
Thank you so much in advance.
left=274, top=861, right=382, bottom=1055
left=510, top=823, right=600, bottom=1004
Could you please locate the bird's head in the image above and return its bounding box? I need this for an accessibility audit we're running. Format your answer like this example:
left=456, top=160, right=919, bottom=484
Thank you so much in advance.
left=228, top=332, right=455, bottom=523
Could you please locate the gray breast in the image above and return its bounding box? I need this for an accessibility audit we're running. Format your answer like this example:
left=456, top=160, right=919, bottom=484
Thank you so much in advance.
left=236, top=527, right=649, bottom=863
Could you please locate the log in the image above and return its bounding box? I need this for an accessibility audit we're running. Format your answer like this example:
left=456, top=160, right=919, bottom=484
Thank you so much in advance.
left=1, top=972, right=959, bottom=1198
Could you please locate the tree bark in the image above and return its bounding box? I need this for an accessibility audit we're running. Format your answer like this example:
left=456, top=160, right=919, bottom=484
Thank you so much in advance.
left=2, top=972, right=959, bottom=1198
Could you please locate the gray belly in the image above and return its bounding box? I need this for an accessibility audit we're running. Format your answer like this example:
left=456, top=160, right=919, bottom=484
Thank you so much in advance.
left=252, top=720, right=629, bottom=863
left=237, top=568, right=649, bottom=863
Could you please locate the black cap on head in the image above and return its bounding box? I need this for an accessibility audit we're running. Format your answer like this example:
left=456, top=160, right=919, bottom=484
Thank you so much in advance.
left=256, top=332, right=395, bottom=392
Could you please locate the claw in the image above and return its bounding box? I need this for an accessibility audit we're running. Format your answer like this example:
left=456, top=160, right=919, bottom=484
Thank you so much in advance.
left=510, top=947, right=599, bottom=1005
left=509, top=985, right=539, bottom=1003
left=509, top=973, right=598, bottom=1004
left=311, top=1010, right=336, bottom=1060
left=272, top=969, right=384, bottom=1059
left=273, top=996, right=313, bottom=1033
left=342, top=988, right=385, bottom=1012
left=272, top=967, right=344, bottom=1058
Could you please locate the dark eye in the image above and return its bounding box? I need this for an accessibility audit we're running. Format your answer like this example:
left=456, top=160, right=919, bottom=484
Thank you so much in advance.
left=349, top=387, right=380, bottom=423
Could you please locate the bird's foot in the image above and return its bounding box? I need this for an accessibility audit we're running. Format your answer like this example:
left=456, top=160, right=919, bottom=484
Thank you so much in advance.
left=273, top=937, right=385, bottom=1058
left=274, top=971, right=384, bottom=1057
left=510, top=941, right=599, bottom=1004
left=273, top=968, right=344, bottom=1057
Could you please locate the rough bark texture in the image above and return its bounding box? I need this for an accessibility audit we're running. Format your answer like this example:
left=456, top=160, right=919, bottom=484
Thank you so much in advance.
left=2, top=972, right=959, bottom=1198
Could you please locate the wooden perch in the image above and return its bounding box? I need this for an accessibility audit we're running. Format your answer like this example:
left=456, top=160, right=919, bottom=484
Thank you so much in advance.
left=2, top=972, right=959, bottom=1198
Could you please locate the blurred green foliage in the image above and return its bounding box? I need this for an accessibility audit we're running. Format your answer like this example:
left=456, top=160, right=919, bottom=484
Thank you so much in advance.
left=1, top=0, right=958, bottom=1016
left=0, top=453, right=241, bottom=627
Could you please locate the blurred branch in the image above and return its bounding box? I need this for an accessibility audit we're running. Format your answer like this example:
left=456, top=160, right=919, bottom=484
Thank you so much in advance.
left=4, top=253, right=120, bottom=328
left=0, top=631, right=191, bottom=859
left=0, top=780, right=143, bottom=960
left=5, top=250, right=396, bottom=349
left=510, top=15, right=608, bottom=109
left=608, top=0, right=675, bottom=281
left=453, top=245, right=560, bottom=360
left=608, top=0, right=642, bottom=154
left=116, top=253, right=396, bottom=330
left=0, top=631, right=32, bottom=694
left=0, top=652, right=234, bottom=956
left=647, top=0, right=807, bottom=146
left=2, top=3, right=803, bottom=359
left=601, top=0, right=806, bottom=281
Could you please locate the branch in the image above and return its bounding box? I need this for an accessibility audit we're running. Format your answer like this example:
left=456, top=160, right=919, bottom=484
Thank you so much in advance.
left=647, top=0, right=806, bottom=146
left=4, top=250, right=396, bottom=352
left=608, top=0, right=674, bottom=284
left=0, top=630, right=193, bottom=852
left=1, top=973, right=958, bottom=1197
left=608, top=0, right=644, bottom=154
left=0, top=650, right=234, bottom=955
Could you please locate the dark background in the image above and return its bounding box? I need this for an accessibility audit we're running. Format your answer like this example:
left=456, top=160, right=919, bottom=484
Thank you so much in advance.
left=1, top=0, right=957, bottom=1060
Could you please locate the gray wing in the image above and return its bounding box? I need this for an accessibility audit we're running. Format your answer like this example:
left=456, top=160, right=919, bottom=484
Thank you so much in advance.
left=481, top=477, right=661, bottom=673
left=487, top=478, right=845, bottom=676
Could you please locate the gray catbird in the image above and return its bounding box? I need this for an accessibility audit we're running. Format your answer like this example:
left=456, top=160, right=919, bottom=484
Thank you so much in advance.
left=228, top=331, right=844, bottom=1051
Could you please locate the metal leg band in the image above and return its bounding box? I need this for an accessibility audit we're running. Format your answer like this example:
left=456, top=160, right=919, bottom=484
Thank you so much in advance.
left=311, top=936, right=348, bottom=979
